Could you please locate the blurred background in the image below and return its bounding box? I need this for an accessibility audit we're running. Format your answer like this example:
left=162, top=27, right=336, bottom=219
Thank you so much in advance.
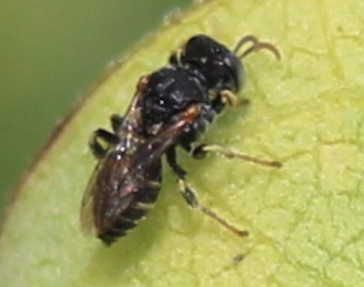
left=0, top=0, right=191, bottom=217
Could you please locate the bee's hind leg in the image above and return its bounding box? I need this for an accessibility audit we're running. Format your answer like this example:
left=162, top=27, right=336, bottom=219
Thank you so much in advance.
left=110, top=114, right=124, bottom=132
left=165, top=147, right=248, bottom=237
left=89, top=129, right=119, bottom=160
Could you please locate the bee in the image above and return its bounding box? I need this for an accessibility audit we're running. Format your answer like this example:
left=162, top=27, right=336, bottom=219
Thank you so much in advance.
left=81, top=34, right=281, bottom=246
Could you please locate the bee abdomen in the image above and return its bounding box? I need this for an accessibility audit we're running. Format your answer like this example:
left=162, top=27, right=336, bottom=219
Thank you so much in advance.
left=99, top=185, right=160, bottom=246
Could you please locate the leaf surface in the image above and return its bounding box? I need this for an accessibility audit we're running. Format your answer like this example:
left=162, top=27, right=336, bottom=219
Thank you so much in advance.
left=1, top=0, right=364, bottom=286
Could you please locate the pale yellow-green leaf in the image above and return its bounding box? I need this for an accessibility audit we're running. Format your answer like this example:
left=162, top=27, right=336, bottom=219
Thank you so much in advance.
left=1, top=0, right=364, bottom=286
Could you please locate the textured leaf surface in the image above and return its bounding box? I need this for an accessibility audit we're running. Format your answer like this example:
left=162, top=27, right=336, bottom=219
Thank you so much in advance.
left=0, top=0, right=364, bottom=286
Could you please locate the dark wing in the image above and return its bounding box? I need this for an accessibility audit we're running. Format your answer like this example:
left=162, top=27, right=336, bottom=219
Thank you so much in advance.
left=80, top=79, right=147, bottom=235
left=80, top=149, right=139, bottom=236
left=80, top=165, right=98, bottom=235
left=80, top=103, right=202, bottom=236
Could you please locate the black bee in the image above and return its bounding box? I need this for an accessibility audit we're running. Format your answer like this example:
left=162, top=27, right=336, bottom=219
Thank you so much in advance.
left=81, top=34, right=281, bottom=246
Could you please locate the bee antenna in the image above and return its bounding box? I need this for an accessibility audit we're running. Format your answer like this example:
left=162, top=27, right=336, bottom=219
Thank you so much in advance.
left=232, top=35, right=259, bottom=54
left=233, top=35, right=281, bottom=60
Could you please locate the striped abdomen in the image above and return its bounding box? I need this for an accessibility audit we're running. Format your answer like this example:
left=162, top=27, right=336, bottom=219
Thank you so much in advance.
left=98, top=180, right=161, bottom=246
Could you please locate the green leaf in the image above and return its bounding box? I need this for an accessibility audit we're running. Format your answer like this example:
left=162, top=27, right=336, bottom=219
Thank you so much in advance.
left=1, top=0, right=364, bottom=286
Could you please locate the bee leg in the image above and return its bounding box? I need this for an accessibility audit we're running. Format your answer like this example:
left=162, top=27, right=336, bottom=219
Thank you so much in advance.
left=169, top=48, right=182, bottom=65
left=191, top=144, right=282, bottom=168
left=211, top=90, right=250, bottom=114
left=166, top=148, right=187, bottom=178
left=166, top=148, right=248, bottom=237
left=89, top=128, right=119, bottom=159
left=169, top=52, right=178, bottom=66
left=110, top=114, right=124, bottom=132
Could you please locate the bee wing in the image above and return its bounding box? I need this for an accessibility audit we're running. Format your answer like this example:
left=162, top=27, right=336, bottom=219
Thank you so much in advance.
left=80, top=164, right=100, bottom=236
left=80, top=103, right=201, bottom=237
left=80, top=83, right=146, bottom=236
left=80, top=150, right=138, bottom=236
